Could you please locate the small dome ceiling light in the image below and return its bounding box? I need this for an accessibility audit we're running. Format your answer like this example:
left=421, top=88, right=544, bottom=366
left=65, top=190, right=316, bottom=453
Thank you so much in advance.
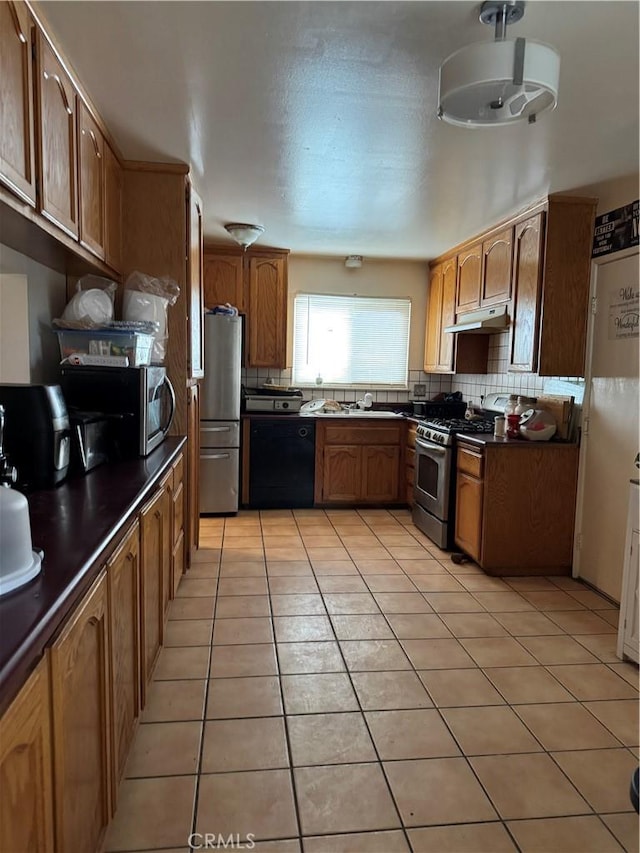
left=438, top=0, right=560, bottom=127
left=344, top=255, right=363, bottom=269
left=224, top=223, right=265, bottom=250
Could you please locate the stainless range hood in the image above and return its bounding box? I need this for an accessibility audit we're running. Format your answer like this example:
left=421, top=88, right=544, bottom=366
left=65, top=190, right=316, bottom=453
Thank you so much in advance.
left=444, top=304, right=509, bottom=334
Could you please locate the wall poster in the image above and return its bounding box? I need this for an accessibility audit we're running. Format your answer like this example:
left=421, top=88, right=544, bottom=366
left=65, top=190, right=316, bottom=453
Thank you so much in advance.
left=593, top=200, right=639, bottom=257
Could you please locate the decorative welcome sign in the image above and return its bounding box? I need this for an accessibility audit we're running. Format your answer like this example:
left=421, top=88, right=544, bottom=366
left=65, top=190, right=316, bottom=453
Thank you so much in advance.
left=593, top=200, right=639, bottom=257
left=608, top=283, right=639, bottom=340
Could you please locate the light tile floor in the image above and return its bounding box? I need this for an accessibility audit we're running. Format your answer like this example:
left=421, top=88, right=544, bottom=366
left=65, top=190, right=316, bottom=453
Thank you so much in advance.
left=104, top=508, right=640, bottom=853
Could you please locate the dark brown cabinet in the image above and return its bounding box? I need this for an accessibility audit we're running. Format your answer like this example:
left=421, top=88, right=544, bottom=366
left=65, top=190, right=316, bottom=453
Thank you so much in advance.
left=77, top=99, right=105, bottom=258
left=107, top=522, right=140, bottom=802
left=0, top=0, right=36, bottom=206
left=509, top=213, right=544, bottom=372
left=103, top=142, right=122, bottom=271
left=35, top=30, right=79, bottom=238
left=50, top=571, right=111, bottom=853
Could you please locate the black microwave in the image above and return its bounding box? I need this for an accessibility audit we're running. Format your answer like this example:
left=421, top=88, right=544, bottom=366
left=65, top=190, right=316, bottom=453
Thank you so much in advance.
left=60, top=366, right=175, bottom=457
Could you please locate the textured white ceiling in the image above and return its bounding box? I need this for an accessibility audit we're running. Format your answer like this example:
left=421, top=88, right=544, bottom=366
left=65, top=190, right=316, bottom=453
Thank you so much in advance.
left=37, top=1, right=639, bottom=259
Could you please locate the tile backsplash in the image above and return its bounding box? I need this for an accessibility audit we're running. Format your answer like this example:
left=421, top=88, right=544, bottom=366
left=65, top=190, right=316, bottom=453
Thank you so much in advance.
left=450, top=331, right=585, bottom=409
left=243, top=331, right=585, bottom=409
left=241, top=368, right=453, bottom=405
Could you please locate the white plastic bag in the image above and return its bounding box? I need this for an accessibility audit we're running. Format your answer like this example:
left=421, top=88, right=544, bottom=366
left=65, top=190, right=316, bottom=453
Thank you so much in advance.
left=56, top=275, right=117, bottom=328
left=123, top=271, right=180, bottom=363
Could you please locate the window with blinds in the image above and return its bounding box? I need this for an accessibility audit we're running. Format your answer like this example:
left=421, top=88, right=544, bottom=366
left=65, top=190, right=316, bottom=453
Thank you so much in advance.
left=292, top=293, right=411, bottom=387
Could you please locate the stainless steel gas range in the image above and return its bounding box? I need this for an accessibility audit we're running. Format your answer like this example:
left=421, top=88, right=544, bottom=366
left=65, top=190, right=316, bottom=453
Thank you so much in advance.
left=412, top=414, right=494, bottom=549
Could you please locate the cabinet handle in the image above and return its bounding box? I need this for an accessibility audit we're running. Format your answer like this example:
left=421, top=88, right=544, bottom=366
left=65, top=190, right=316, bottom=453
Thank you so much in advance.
left=126, top=552, right=135, bottom=563
left=88, top=616, right=100, bottom=626
left=154, top=509, right=161, bottom=520
left=8, top=2, right=28, bottom=43
left=43, top=70, right=73, bottom=115
left=82, top=127, right=102, bottom=159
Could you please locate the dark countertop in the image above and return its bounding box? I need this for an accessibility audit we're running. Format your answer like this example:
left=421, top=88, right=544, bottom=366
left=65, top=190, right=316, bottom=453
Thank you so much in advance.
left=0, top=436, right=185, bottom=714
left=456, top=433, right=578, bottom=448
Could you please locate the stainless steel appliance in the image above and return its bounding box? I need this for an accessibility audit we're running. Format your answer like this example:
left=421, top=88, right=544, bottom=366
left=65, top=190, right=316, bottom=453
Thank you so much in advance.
left=412, top=410, right=494, bottom=548
left=0, top=383, right=70, bottom=491
left=69, top=411, right=111, bottom=473
left=200, top=313, right=242, bottom=513
left=244, top=393, right=303, bottom=413
left=60, top=366, right=175, bottom=457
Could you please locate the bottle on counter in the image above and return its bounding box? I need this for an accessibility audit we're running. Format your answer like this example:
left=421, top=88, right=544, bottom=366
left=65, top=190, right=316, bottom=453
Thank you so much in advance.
left=515, top=395, right=537, bottom=416
left=494, top=416, right=506, bottom=438
left=504, top=394, right=521, bottom=439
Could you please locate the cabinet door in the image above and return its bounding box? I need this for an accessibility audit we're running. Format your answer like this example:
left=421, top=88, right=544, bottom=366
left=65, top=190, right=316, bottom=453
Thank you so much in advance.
left=362, top=445, right=400, bottom=503
left=482, top=227, right=513, bottom=306
left=437, top=257, right=457, bottom=371
left=247, top=255, right=287, bottom=367
left=423, top=264, right=442, bottom=372
left=509, top=214, right=544, bottom=373
left=0, top=0, right=36, bottom=205
left=77, top=99, right=105, bottom=258
left=203, top=253, right=244, bottom=311
left=51, top=571, right=111, bottom=853
left=187, top=384, right=200, bottom=563
left=323, top=446, right=361, bottom=503
left=187, top=187, right=204, bottom=379
left=35, top=31, right=78, bottom=238
left=139, top=488, right=170, bottom=700
left=160, top=471, right=173, bottom=618
left=107, top=522, right=140, bottom=801
left=172, top=453, right=186, bottom=596
left=454, top=472, right=483, bottom=563
left=0, top=656, right=54, bottom=853
left=456, top=243, right=482, bottom=313
left=621, top=530, right=639, bottom=663
left=104, top=142, right=122, bottom=271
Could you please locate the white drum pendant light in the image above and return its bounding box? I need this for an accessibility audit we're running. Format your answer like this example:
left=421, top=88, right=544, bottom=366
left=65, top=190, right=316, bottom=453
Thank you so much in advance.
left=438, top=1, right=559, bottom=127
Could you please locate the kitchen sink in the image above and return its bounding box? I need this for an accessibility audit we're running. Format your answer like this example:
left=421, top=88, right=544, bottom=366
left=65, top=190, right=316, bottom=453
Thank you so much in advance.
left=308, top=410, right=403, bottom=418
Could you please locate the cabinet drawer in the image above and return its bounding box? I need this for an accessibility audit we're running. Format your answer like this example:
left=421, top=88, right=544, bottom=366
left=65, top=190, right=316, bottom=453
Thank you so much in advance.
left=457, top=446, right=484, bottom=479
left=323, top=423, right=403, bottom=446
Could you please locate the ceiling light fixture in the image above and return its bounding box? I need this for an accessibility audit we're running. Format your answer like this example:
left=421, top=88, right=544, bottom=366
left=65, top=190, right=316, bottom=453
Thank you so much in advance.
left=224, top=223, right=265, bottom=250
left=438, top=0, right=560, bottom=127
left=344, top=255, right=363, bottom=269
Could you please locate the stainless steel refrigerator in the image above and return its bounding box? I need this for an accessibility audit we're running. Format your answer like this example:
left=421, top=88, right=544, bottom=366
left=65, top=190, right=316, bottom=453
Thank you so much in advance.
left=199, top=313, right=242, bottom=513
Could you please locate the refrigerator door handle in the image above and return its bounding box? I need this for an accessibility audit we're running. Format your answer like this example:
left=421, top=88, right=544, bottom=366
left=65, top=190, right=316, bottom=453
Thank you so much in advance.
left=201, top=425, right=232, bottom=432
left=201, top=451, right=231, bottom=460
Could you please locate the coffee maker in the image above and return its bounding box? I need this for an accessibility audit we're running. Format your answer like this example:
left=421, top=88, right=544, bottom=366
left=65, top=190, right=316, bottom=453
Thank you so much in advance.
left=0, top=384, right=70, bottom=491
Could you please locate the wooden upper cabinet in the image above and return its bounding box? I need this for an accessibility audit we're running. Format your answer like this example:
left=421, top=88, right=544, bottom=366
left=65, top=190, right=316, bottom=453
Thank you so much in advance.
left=50, top=571, right=111, bottom=853
left=187, top=186, right=204, bottom=379
left=203, top=253, right=245, bottom=311
left=103, top=142, right=122, bottom=271
left=77, top=99, right=105, bottom=258
left=0, top=656, right=55, bottom=853
left=107, top=522, right=140, bottom=802
left=423, top=264, right=442, bottom=372
left=0, top=0, right=36, bottom=205
left=482, top=227, right=513, bottom=306
left=248, top=255, right=287, bottom=367
left=438, top=257, right=457, bottom=371
left=456, top=243, right=482, bottom=313
left=509, top=213, right=544, bottom=373
left=35, top=30, right=79, bottom=238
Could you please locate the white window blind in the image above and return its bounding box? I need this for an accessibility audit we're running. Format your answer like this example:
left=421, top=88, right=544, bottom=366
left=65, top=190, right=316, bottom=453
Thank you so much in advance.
left=292, top=293, right=411, bottom=387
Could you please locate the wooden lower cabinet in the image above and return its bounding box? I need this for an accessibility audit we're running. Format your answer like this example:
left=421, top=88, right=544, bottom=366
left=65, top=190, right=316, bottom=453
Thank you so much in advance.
left=454, top=471, right=483, bottom=563
left=316, top=421, right=404, bottom=505
left=139, top=487, right=171, bottom=701
left=107, top=521, right=140, bottom=802
left=0, top=656, right=55, bottom=853
left=50, top=570, right=111, bottom=853
left=406, top=423, right=417, bottom=506
left=454, top=441, right=579, bottom=575
left=172, top=452, right=186, bottom=596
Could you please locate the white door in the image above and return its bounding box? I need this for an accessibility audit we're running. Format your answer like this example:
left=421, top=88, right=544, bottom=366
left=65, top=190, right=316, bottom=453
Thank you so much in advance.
left=577, top=251, right=639, bottom=600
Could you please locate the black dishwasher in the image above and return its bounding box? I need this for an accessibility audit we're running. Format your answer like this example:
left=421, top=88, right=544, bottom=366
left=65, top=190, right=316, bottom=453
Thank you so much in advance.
left=248, top=419, right=316, bottom=508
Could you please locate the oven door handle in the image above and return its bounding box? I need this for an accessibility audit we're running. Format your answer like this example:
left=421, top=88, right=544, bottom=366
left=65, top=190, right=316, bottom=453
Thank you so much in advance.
left=415, top=437, right=447, bottom=455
